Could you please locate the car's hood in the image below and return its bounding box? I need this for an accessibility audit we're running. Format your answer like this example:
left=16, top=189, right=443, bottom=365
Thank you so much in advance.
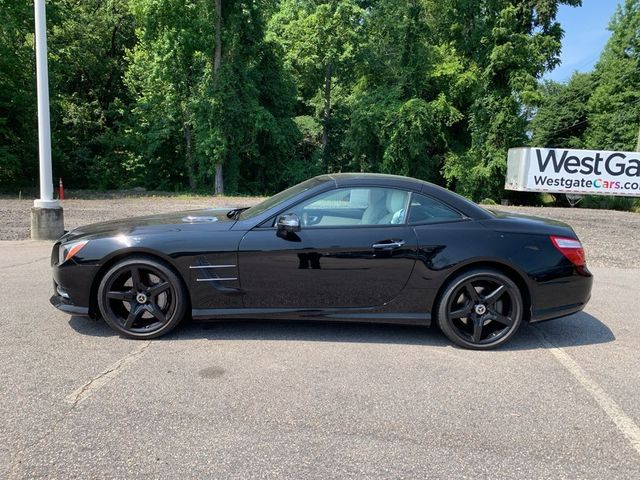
left=61, top=208, right=236, bottom=242
left=482, top=209, right=576, bottom=237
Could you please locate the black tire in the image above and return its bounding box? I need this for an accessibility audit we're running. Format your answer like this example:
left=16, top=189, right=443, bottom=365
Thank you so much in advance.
left=436, top=269, right=523, bottom=350
left=97, top=256, right=188, bottom=339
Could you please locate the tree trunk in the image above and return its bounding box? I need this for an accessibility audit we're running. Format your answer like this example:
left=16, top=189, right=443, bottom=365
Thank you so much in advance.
left=213, top=0, right=224, bottom=195
left=636, top=123, right=640, bottom=152
left=213, top=161, right=224, bottom=195
left=214, top=162, right=224, bottom=195
left=322, top=63, right=333, bottom=163
left=184, top=123, right=196, bottom=190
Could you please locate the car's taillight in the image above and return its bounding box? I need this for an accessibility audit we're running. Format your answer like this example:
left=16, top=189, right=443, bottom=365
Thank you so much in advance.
left=550, top=236, right=586, bottom=266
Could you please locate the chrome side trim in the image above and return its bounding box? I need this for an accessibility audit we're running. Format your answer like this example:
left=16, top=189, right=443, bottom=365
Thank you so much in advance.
left=189, top=265, right=236, bottom=269
left=196, top=277, right=238, bottom=282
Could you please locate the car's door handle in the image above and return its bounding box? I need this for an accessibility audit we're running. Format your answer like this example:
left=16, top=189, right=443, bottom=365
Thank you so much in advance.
left=372, top=240, right=405, bottom=250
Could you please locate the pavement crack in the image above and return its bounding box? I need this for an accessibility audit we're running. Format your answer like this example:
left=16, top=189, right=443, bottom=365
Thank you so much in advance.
left=65, top=341, right=151, bottom=407
left=67, top=363, right=126, bottom=408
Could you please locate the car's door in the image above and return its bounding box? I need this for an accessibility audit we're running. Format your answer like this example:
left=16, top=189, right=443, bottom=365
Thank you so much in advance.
left=238, top=187, right=418, bottom=308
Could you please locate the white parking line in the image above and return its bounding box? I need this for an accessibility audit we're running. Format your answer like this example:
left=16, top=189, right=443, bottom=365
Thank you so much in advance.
left=533, top=327, right=640, bottom=456
left=65, top=341, right=150, bottom=406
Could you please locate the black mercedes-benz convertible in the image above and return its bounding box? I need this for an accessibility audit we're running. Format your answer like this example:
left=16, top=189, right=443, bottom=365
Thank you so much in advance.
left=50, top=173, right=592, bottom=349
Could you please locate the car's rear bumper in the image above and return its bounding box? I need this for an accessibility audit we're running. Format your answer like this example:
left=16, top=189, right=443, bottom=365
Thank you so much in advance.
left=529, top=265, right=593, bottom=323
left=530, top=298, right=589, bottom=322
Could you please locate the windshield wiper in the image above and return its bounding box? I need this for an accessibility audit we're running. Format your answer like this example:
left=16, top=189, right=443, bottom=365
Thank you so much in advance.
left=226, top=207, right=250, bottom=219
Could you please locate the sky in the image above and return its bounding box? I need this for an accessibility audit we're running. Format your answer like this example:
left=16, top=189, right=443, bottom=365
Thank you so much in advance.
left=545, top=0, right=623, bottom=82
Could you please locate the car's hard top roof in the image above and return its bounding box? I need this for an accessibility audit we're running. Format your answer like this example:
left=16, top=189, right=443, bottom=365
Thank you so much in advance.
left=322, top=172, right=427, bottom=189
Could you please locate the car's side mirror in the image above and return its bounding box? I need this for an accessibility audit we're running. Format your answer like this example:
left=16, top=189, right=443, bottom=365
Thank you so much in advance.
left=276, top=213, right=301, bottom=233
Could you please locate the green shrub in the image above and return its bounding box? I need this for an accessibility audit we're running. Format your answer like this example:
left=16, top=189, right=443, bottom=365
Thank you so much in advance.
left=540, top=193, right=556, bottom=206
left=579, top=195, right=638, bottom=212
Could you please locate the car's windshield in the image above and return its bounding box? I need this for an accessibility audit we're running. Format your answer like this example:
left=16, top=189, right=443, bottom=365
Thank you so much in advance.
left=238, top=176, right=328, bottom=220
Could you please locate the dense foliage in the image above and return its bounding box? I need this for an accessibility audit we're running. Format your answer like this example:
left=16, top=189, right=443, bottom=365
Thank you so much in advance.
left=0, top=0, right=37, bottom=186
left=2, top=0, right=637, bottom=201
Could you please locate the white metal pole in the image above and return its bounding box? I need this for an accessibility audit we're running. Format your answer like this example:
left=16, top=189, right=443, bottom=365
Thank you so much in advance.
left=33, top=0, right=58, bottom=209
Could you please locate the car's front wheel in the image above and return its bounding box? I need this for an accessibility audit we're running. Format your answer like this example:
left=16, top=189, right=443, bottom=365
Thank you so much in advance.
left=436, top=269, right=524, bottom=350
left=97, top=256, right=187, bottom=339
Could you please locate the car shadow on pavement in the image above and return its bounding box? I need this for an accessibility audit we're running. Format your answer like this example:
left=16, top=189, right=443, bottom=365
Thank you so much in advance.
left=68, top=315, right=116, bottom=337
left=68, top=315, right=452, bottom=347
left=503, top=311, right=615, bottom=351
left=190, top=320, right=453, bottom=347
left=68, top=310, right=614, bottom=350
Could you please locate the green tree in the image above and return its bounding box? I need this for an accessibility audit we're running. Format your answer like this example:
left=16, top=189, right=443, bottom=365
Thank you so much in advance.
left=440, top=0, right=582, bottom=200
left=125, top=0, right=215, bottom=190
left=268, top=0, right=365, bottom=168
left=205, top=1, right=300, bottom=194
left=346, top=0, right=464, bottom=182
left=584, top=0, right=640, bottom=151
left=0, top=0, right=36, bottom=188
left=0, top=0, right=596, bottom=198
left=126, top=0, right=299, bottom=194
left=530, top=72, right=593, bottom=148
left=46, top=0, right=136, bottom=189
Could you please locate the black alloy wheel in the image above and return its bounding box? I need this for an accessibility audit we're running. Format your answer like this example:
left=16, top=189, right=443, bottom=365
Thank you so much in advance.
left=436, top=269, right=523, bottom=349
left=97, top=256, right=187, bottom=339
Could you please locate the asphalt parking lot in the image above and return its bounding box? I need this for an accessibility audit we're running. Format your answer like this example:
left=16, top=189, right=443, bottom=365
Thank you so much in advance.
left=1, top=240, right=640, bottom=479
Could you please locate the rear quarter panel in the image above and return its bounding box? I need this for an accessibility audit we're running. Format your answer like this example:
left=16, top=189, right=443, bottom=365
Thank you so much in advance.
left=400, top=219, right=591, bottom=320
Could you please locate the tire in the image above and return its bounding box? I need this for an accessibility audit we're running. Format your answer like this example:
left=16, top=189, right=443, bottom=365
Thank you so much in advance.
left=436, top=269, right=523, bottom=350
left=97, top=256, right=188, bottom=339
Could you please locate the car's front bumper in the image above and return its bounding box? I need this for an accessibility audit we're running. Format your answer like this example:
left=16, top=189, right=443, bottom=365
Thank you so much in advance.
left=51, top=253, right=100, bottom=317
left=50, top=290, right=90, bottom=316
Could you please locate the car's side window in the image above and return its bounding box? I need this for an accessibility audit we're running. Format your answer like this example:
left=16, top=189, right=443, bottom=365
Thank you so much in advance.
left=284, top=187, right=410, bottom=227
left=407, top=193, right=463, bottom=224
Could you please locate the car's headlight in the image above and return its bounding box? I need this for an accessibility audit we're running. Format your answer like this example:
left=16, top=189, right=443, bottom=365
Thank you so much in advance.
left=59, top=240, right=89, bottom=264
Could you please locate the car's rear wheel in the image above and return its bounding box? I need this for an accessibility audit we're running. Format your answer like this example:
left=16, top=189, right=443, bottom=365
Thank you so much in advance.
left=436, top=269, right=523, bottom=350
left=97, top=256, right=187, bottom=339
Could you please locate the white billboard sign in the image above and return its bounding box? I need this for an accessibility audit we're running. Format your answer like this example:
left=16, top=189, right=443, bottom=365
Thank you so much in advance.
left=505, top=147, right=640, bottom=197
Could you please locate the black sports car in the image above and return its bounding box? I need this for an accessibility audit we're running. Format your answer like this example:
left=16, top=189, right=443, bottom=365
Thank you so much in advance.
left=50, top=173, right=592, bottom=349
